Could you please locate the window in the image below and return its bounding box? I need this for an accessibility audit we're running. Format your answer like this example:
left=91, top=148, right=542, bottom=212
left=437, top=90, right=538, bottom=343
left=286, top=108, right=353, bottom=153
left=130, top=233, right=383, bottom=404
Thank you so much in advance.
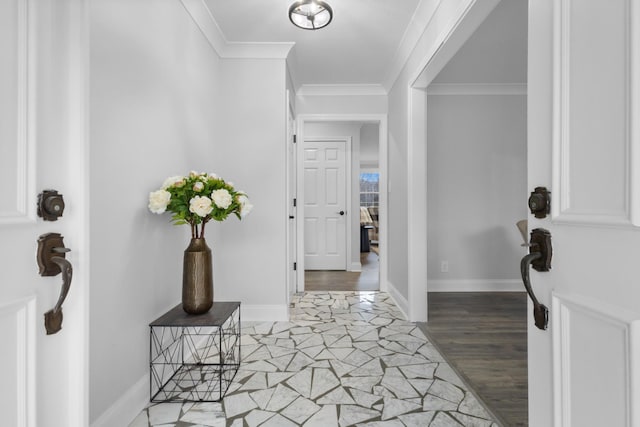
left=360, top=172, right=379, bottom=207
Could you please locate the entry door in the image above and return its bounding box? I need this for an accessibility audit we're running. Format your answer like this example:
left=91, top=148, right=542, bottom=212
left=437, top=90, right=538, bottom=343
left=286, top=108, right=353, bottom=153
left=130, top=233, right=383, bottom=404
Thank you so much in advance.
left=0, top=1, right=87, bottom=426
left=528, top=1, right=640, bottom=426
left=303, top=139, right=347, bottom=270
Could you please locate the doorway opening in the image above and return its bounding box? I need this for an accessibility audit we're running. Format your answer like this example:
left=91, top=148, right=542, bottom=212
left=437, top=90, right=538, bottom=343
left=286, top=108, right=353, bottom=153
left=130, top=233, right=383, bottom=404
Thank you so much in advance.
left=295, top=115, right=388, bottom=294
left=411, top=0, right=529, bottom=425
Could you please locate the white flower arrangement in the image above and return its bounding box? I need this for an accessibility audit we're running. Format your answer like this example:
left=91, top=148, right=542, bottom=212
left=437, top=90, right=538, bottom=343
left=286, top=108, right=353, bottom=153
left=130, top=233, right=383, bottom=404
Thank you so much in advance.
left=148, top=171, right=252, bottom=238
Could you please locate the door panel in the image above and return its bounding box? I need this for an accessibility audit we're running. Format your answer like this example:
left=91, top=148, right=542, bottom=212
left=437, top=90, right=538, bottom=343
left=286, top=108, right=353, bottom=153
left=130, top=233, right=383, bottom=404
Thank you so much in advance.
left=0, top=0, right=87, bottom=426
left=303, top=139, right=347, bottom=270
left=528, top=1, right=640, bottom=425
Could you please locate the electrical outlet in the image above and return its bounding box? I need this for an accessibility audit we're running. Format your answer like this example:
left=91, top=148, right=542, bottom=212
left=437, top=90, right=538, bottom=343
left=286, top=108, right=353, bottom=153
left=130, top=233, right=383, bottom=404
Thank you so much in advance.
left=440, top=261, right=449, bottom=273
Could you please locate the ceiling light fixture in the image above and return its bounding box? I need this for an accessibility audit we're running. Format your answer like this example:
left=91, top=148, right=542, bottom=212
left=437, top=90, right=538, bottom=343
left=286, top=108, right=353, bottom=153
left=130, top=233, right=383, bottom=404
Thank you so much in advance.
left=289, top=0, right=333, bottom=30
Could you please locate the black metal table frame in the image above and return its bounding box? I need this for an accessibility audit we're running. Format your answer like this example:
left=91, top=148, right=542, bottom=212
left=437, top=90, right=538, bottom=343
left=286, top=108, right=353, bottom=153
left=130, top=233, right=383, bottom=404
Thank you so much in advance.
left=149, top=302, right=241, bottom=402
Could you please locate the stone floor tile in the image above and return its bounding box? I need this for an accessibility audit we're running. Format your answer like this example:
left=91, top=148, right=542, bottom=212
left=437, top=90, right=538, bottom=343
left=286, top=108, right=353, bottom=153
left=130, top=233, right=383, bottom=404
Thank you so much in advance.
left=244, top=409, right=275, bottom=427
left=260, top=413, right=299, bottom=427
left=133, top=291, right=499, bottom=427
left=316, top=386, right=355, bottom=405
left=128, top=411, right=150, bottom=427
left=264, top=384, right=300, bottom=412
left=450, top=411, right=494, bottom=427
left=249, top=387, right=275, bottom=410
left=148, top=403, right=182, bottom=425
left=286, top=367, right=313, bottom=398
left=223, top=392, right=258, bottom=418
left=310, top=368, right=340, bottom=399
left=430, top=411, right=464, bottom=426
left=349, top=388, right=382, bottom=408
left=458, top=392, right=492, bottom=420
left=338, top=404, right=380, bottom=426
left=303, top=404, right=338, bottom=427
left=429, top=379, right=464, bottom=404
left=380, top=397, right=422, bottom=420
left=280, top=396, right=321, bottom=424
left=397, top=411, right=436, bottom=427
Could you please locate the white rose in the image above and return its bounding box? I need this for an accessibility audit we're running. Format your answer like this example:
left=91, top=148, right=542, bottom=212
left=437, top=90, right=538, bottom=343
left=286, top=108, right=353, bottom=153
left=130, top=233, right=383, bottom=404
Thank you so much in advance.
left=148, top=190, right=171, bottom=214
left=161, top=176, right=184, bottom=189
left=237, top=194, right=253, bottom=218
left=193, top=181, right=204, bottom=192
left=211, top=189, right=232, bottom=209
left=189, top=196, right=213, bottom=217
left=208, top=173, right=218, bottom=180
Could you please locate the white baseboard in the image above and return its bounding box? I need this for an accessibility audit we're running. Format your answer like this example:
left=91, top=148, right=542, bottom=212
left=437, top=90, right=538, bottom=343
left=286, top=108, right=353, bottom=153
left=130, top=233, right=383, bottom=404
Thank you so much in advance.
left=91, top=374, right=148, bottom=427
left=428, top=279, right=522, bottom=292
left=385, top=281, right=409, bottom=320
left=241, top=304, right=288, bottom=322
left=349, top=262, right=362, bottom=272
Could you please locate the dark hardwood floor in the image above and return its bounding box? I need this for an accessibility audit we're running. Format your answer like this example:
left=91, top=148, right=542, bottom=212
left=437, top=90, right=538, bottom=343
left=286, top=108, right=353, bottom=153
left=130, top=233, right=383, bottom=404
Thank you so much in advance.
left=418, top=292, right=528, bottom=427
left=305, top=251, right=379, bottom=291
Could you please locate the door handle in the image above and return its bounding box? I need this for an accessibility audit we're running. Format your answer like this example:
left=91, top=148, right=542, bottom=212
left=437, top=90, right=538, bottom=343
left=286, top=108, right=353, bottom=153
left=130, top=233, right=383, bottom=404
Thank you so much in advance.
left=37, top=233, right=73, bottom=335
left=520, top=228, right=552, bottom=330
left=44, top=257, right=73, bottom=335
left=338, top=210, right=345, bottom=216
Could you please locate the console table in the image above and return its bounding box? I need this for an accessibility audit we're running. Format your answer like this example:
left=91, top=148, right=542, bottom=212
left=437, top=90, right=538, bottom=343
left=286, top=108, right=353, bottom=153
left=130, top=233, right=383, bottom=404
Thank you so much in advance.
left=149, top=301, right=240, bottom=402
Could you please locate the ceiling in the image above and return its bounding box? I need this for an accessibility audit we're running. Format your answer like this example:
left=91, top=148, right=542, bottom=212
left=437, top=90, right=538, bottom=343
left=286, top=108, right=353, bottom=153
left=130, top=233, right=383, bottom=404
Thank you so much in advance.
left=202, top=0, right=527, bottom=90
left=433, top=0, right=527, bottom=85
left=203, top=0, right=421, bottom=87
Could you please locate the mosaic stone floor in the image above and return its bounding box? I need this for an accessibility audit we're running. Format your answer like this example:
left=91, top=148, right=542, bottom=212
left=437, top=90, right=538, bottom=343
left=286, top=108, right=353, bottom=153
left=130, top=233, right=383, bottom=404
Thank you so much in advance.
left=130, top=292, right=500, bottom=427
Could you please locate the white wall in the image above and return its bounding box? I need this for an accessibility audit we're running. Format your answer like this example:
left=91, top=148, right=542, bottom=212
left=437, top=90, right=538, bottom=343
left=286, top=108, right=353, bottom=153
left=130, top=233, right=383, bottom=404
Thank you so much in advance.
left=296, top=94, right=387, bottom=115
left=90, top=1, right=289, bottom=424
left=426, top=94, right=527, bottom=287
left=360, top=124, right=379, bottom=168
left=212, top=58, right=288, bottom=311
left=305, top=122, right=363, bottom=270
left=386, top=0, right=526, bottom=301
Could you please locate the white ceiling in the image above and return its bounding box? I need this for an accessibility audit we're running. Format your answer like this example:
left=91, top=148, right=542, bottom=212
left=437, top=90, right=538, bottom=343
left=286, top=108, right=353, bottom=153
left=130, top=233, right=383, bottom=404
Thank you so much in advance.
left=202, top=0, right=527, bottom=90
left=433, top=0, right=527, bottom=84
left=203, top=0, right=421, bottom=87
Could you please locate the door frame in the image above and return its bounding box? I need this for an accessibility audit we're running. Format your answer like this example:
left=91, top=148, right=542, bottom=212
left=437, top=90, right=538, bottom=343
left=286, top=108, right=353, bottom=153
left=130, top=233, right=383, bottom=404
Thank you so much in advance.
left=54, top=0, right=91, bottom=425
left=285, top=90, right=297, bottom=300
left=295, top=114, right=388, bottom=293
left=406, top=0, right=502, bottom=321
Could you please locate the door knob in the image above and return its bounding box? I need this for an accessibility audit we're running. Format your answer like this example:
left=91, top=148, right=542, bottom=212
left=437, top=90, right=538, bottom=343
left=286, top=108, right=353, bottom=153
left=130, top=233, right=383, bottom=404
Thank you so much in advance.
left=520, top=228, right=552, bottom=330
left=338, top=211, right=345, bottom=216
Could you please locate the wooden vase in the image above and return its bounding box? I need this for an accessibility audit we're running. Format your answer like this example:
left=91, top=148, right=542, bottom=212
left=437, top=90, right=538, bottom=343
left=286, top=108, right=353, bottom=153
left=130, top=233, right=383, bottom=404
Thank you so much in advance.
left=182, top=238, right=213, bottom=314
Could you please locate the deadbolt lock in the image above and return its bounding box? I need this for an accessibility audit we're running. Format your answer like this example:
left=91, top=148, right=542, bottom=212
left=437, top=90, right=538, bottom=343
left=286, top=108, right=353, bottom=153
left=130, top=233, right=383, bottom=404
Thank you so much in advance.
left=528, top=187, right=550, bottom=219
left=37, top=189, right=65, bottom=221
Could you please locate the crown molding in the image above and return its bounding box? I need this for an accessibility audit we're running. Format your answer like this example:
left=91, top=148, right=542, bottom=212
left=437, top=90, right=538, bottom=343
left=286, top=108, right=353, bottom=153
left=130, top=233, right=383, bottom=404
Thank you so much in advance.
left=383, top=0, right=443, bottom=91
left=180, top=0, right=294, bottom=59
left=297, top=84, right=387, bottom=97
left=427, top=83, right=527, bottom=95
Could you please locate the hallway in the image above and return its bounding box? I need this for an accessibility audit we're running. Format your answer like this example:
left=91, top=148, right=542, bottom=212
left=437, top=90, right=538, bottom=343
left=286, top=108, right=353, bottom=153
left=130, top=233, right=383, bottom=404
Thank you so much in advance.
left=130, top=292, right=499, bottom=426
left=305, top=252, right=380, bottom=292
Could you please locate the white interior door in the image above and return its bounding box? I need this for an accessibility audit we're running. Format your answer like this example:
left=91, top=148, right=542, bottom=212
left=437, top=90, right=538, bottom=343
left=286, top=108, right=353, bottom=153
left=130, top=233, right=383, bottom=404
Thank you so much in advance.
left=0, top=0, right=88, bottom=426
left=303, top=139, right=347, bottom=270
left=528, top=1, right=640, bottom=426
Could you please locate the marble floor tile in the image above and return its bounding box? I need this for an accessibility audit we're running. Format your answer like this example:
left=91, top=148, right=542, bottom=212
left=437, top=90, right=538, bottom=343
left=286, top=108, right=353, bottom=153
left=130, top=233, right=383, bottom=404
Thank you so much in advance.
left=132, top=291, right=500, bottom=427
